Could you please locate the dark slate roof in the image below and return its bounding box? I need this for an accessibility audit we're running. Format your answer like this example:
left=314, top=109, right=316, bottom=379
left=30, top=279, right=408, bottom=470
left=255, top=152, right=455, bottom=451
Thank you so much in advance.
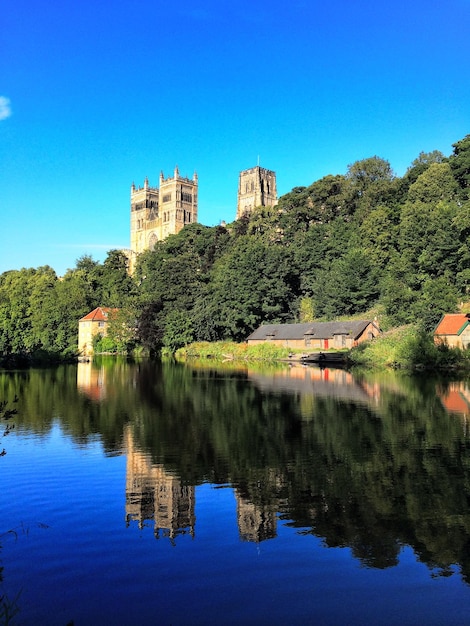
left=246, top=321, right=375, bottom=341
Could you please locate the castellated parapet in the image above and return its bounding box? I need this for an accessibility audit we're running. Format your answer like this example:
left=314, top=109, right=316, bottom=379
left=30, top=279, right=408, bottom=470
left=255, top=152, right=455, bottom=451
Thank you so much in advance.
left=130, top=166, right=198, bottom=256
left=236, top=166, right=277, bottom=219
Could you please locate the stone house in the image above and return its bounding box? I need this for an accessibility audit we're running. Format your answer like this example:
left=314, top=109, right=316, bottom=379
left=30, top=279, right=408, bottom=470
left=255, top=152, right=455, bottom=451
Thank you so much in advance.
left=246, top=320, right=380, bottom=351
left=433, top=313, right=470, bottom=349
left=78, top=307, right=118, bottom=356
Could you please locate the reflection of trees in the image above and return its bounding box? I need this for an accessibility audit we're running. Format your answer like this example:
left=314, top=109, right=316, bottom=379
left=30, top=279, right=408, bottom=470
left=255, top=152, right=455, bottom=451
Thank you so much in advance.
left=131, top=363, right=470, bottom=581
left=0, top=357, right=136, bottom=453
left=2, top=360, right=470, bottom=581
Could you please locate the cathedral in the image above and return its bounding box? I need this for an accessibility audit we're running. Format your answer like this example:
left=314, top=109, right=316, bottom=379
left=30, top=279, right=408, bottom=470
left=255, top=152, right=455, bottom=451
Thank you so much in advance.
left=236, top=165, right=277, bottom=219
left=128, top=164, right=277, bottom=265
left=130, top=166, right=198, bottom=256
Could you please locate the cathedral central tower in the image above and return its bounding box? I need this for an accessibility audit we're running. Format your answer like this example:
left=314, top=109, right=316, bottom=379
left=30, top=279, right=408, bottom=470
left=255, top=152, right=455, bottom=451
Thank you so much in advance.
left=236, top=166, right=277, bottom=219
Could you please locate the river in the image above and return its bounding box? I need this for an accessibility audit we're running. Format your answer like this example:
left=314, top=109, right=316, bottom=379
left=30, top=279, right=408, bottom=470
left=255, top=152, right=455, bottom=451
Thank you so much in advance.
left=1, top=358, right=470, bottom=624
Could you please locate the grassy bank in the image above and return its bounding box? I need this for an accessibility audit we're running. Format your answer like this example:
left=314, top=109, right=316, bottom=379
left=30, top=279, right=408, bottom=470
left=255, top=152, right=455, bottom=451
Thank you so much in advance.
left=350, top=324, right=470, bottom=370
left=175, top=341, right=291, bottom=361
left=177, top=326, right=470, bottom=371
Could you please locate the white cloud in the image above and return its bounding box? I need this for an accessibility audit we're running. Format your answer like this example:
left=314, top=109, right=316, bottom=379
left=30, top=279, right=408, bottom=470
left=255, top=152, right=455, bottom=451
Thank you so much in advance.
left=0, top=97, right=12, bottom=121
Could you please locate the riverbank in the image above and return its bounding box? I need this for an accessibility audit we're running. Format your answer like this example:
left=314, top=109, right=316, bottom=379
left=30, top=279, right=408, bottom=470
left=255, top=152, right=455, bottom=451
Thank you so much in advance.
left=176, top=325, right=470, bottom=371
left=350, top=325, right=470, bottom=370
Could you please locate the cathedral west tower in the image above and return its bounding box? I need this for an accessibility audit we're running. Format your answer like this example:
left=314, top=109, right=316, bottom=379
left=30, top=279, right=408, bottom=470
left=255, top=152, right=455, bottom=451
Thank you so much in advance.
left=130, top=166, right=198, bottom=255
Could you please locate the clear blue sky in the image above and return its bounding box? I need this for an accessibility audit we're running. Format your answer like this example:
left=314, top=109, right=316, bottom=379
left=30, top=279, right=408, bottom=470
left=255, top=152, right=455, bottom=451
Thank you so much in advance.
left=1, top=0, right=469, bottom=275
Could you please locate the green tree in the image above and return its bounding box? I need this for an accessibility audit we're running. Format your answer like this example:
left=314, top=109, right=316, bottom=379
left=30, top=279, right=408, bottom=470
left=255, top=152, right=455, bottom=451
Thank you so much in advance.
left=345, top=156, right=396, bottom=218
left=407, top=162, right=458, bottom=204
left=205, top=238, right=299, bottom=341
left=100, top=250, right=136, bottom=307
left=359, top=205, right=397, bottom=270
left=449, top=134, right=470, bottom=195
left=412, top=277, right=459, bottom=331
left=162, top=310, right=195, bottom=353
left=105, top=307, right=138, bottom=353
left=313, top=248, right=380, bottom=319
left=403, top=150, right=446, bottom=187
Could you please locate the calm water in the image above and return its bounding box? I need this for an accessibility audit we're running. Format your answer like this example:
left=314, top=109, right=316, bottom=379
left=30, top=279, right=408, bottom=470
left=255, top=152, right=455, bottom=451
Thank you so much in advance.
left=1, top=358, right=470, bottom=625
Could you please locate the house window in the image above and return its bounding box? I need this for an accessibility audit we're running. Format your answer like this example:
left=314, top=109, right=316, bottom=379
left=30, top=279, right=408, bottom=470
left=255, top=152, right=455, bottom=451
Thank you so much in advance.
left=98, top=322, right=105, bottom=328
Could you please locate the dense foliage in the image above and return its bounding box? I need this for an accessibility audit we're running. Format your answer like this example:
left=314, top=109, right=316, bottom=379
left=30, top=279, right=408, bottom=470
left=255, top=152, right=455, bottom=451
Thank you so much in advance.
left=1, top=134, right=470, bottom=359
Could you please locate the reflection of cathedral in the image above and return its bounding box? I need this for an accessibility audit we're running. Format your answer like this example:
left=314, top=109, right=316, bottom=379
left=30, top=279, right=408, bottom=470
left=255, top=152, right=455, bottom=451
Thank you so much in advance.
left=124, top=427, right=281, bottom=543
left=124, top=427, right=195, bottom=541
left=235, top=490, right=277, bottom=542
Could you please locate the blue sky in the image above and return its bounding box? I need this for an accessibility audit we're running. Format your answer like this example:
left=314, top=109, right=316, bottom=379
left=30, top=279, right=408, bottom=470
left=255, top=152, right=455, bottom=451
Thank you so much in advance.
left=1, top=0, right=469, bottom=275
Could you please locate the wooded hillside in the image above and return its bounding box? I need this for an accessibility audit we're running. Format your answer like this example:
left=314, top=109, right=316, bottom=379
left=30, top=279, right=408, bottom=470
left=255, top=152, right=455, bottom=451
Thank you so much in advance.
left=1, top=134, right=469, bottom=358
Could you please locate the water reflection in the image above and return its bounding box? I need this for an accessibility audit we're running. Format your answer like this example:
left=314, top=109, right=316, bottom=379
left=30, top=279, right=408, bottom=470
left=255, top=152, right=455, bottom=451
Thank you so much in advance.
left=438, top=380, right=470, bottom=422
left=2, top=359, right=470, bottom=582
left=124, top=426, right=195, bottom=541
left=247, top=364, right=378, bottom=406
left=236, top=488, right=278, bottom=542
left=124, top=424, right=280, bottom=544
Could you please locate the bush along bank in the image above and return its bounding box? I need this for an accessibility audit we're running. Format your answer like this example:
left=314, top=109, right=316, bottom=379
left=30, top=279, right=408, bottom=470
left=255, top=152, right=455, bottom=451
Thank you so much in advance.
left=349, top=325, right=470, bottom=370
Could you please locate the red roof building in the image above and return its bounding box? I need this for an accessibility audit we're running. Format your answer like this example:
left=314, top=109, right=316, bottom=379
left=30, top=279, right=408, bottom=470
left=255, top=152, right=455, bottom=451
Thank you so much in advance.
left=433, top=314, right=470, bottom=349
left=78, top=307, right=118, bottom=356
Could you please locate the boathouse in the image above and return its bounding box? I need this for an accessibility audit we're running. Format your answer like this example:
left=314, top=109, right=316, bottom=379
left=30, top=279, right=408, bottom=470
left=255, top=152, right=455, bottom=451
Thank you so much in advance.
left=246, top=320, right=380, bottom=350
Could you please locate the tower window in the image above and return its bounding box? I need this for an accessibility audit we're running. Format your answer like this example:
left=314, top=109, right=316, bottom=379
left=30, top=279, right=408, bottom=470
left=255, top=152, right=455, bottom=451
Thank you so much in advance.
left=162, top=193, right=171, bottom=203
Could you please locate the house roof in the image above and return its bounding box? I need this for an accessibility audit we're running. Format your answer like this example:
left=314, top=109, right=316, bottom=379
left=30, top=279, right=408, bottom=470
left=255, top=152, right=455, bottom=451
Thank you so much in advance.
left=79, top=307, right=117, bottom=322
left=434, top=314, right=470, bottom=336
left=246, top=321, right=376, bottom=341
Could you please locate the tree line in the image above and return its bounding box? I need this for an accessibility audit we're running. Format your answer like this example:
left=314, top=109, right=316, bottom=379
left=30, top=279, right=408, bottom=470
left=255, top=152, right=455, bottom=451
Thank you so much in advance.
left=1, top=134, right=469, bottom=359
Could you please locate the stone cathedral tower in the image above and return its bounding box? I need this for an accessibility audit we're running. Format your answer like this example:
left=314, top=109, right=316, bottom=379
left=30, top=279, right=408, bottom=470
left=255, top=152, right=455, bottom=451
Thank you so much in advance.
left=130, top=166, right=198, bottom=256
left=236, top=165, right=277, bottom=219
